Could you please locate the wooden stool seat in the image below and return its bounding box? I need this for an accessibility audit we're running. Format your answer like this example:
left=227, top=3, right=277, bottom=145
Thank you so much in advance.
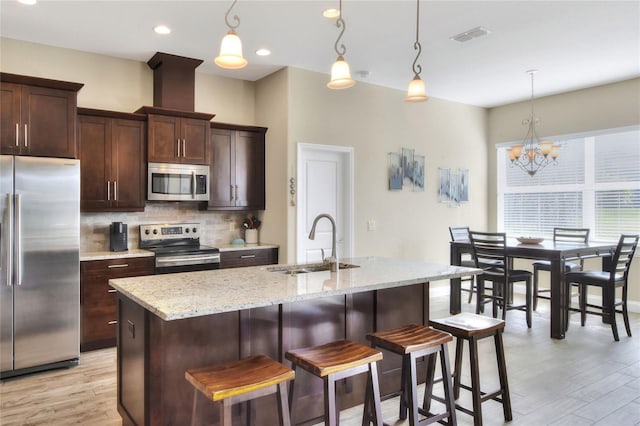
left=429, top=313, right=512, bottom=426
left=286, top=340, right=384, bottom=425
left=185, top=354, right=294, bottom=426
left=367, top=325, right=457, bottom=426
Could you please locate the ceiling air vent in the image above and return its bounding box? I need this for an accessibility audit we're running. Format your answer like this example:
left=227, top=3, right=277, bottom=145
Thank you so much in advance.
left=450, top=26, right=491, bottom=43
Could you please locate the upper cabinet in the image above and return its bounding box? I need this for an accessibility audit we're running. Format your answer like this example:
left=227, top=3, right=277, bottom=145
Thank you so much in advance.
left=78, top=108, right=146, bottom=212
left=1, top=73, right=83, bottom=158
left=136, top=107, right=214, bottom=165
left=208, top=123, right=266, bottom=211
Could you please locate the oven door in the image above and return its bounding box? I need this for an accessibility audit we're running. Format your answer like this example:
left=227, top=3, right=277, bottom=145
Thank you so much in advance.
left=155, top=252, right=220, bottom=274
left=147, top=162, right=210, bottom=202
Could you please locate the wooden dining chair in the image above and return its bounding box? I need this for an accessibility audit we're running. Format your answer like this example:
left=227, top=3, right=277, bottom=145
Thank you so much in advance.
left=532, top=227, right=590, bottom=310
left=469, top=231, right=533, bottom=328
left=449, top=226, right=477, bottom=304
left=565, top=234, right=638, bottom=341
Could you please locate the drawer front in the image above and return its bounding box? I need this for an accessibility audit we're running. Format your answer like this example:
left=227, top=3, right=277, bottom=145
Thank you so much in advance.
left=81, top=256, right=155, bottom=277
left=220, top=248, right=278, bottom=268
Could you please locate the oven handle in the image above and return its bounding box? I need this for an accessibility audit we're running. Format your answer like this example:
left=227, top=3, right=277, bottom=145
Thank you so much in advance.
left=156, top=254, right=221, bottom=264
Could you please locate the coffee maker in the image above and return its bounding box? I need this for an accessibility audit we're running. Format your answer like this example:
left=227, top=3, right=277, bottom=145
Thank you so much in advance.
left=109, top=222, right=128, bottom=252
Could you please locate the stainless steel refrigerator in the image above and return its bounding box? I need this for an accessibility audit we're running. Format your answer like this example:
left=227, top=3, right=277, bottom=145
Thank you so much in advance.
left=1, top=155, right=80, bottom=378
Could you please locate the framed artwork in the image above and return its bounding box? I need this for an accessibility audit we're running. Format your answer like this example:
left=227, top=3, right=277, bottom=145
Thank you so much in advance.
left=402, top=148, right=414, bottom=187
left=413, top=155, right=425, bottom=192
left=388, top=152, right=403, bottom=191
left=459, top=168, right=469, bottom=202
left=438, top=168, right=450, bottom=202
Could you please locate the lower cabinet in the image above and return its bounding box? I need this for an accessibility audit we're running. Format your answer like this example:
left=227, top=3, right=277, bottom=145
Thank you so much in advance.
left=220, top=247, right=278, bottom=269
left=80, top=256, right=154, bottom=352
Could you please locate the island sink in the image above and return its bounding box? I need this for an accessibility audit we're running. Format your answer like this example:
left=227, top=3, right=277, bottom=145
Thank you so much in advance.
left=268, top=262, right=360, bottom=275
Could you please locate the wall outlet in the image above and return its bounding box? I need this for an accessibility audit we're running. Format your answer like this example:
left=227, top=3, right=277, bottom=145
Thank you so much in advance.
left=228, top=221, right=235, bottom=231
left=367, top=219, right=376, bottom=231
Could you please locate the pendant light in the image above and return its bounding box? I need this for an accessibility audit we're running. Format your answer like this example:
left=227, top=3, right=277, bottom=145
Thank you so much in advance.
left=215, top=0, right=248, bottom=70
left=327, top=0, right=355, bottom=89
left=405, top=0, right=427, bottom=102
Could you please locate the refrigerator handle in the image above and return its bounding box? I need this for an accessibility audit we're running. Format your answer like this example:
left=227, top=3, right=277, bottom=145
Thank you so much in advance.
left=15, top=193, right=22, bottom=286
left=4, top=194, right=12, bottom=287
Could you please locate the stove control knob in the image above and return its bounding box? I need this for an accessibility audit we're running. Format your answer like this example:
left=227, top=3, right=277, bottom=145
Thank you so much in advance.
left=192, top=227, right=197, bottom=233
left=144, top=229, right=150, bottom=235
left=185, top=228, right=190, bottom=233
left=152, top=229, right=158, bottom=235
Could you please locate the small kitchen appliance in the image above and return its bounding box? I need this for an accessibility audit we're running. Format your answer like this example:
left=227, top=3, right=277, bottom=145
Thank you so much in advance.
left=110, top=222, right=128, bottom=252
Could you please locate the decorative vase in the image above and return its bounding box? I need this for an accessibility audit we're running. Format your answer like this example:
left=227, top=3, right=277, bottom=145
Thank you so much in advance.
left=245, top=229, right=258, bottom=245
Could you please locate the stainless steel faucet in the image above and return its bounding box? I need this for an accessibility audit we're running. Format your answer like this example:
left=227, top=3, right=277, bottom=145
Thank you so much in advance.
left=308, top=213, right=338, bottom=272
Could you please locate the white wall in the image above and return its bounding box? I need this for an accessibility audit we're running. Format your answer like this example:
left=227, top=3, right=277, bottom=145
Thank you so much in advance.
left=266, top=67, right=489, bottom=268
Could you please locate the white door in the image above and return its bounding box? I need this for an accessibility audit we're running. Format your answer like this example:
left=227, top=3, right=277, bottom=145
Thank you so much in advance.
left=297, top=143, right=354, bottom=263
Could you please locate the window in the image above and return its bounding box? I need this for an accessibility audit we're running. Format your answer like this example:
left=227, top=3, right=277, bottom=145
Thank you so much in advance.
left=497, top=126, right=640, bottom=241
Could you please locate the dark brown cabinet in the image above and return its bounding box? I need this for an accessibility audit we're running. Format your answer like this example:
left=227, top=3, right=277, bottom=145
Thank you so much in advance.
left=80, top=256, right=154, bottom=352
left=208, top=124, right=266, bottom=210
left=220, top=247, right=278, bottom=269
left=136, top=107, right=214, bottom=165
left=78, top=109, right=146, bottom=212
left=1, top=73, right=83, bottom=158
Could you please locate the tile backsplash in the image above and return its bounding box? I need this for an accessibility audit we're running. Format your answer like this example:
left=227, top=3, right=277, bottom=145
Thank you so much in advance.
left=81, top=203, right=250, bottom=252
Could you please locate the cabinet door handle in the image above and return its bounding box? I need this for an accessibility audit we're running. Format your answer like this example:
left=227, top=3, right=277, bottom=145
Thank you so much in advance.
left=107, top=181, right=111, bottom=201
left=107, top=288, right=117, bottom=293
left=107, top=263, right=129, bottom=269
left=240, top=254, right=256, bottom=259
left=24, top=124, right=28, bottom=147
left=15, top=123, right=19, bottom=147
left=113, top=181, right=117, bottom=201
left=177, top=138, right=181, bottom=157
left=107, top=320, right=118, bottom=325
left=230, top=185, right=234, bottom=201
left=235, top=185, right=239, bottom=201
left=182, top=139, right=186, bottom=157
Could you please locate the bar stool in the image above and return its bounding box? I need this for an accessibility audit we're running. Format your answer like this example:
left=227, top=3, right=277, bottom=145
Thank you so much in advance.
left=366, top=324, right=457, bottom=426
left=285, top=339, right=384, bottom=426
left=428, top=313, right=512, bottom=426
left=185, top=354, right=295, bottom=426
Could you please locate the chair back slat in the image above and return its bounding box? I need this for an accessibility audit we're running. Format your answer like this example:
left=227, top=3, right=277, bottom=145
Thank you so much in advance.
left=553, top=227, right=590, bottom=244
left=611, top=234, right=639, bottom=281
left=468, top=231, right=507, bottom=271
left=449, top=226, right=470, bottom=242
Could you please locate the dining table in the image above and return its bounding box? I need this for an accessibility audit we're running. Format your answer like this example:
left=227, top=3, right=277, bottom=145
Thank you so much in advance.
left=450, top=237, right=617, bottom=339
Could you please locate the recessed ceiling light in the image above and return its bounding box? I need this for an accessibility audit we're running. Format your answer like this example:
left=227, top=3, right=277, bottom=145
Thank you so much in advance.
left=322, top=8, right=340, bottom=19
left=255, top=48, right=271, bottom=57
left=153, top=25, right=171, bottom=35
left=18, top=0, right=37, bottom=5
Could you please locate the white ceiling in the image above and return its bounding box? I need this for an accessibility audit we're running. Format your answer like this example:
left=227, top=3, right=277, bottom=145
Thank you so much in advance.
left=1, top=0, right=639, bottom=108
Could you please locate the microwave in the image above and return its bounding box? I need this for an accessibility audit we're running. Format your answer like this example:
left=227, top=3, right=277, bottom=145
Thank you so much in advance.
left=147, top=162, right=210, bottom=201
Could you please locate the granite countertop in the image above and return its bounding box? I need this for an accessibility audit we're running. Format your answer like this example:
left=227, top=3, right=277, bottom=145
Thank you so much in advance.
left=109, top=257, right=480, bottom=321
left=80, top=249, right=155, bottom=261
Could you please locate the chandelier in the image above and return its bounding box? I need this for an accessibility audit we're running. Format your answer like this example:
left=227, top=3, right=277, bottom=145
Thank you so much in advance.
left=507, top=70, right=560, bottom=176
left=405, top=0, right=427, bottom=102
left=214, top=0, right=248, bottom=70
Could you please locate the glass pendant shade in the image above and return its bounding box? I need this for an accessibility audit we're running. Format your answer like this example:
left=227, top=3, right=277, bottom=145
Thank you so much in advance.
left=215, top=30, right=247, bottom=69
left=327, top=55, right=355, bottom=89
left=405, top=75, right=427, bottom=102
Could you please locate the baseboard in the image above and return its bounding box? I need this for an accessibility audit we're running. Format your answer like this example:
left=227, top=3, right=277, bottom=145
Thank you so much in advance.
left=431, top=281, right=640, bottom=314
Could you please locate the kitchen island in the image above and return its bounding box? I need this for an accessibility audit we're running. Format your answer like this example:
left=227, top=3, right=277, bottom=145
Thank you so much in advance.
left=110, top=257, right=479, bottom=426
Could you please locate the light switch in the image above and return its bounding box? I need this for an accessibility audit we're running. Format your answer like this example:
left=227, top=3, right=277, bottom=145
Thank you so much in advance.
left=367, top=220, right=376, bottom=231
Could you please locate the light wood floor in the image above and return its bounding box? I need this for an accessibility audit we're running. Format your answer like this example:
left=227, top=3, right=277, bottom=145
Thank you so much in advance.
left=1, top=294, right=639, bottom=426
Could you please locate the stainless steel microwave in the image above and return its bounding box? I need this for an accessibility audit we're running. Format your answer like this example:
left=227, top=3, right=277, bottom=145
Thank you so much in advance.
left=147, top=162, right=210, bottom=201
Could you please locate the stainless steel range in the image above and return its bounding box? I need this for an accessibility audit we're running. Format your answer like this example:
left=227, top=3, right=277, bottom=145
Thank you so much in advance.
left=139, top=223, right=220, bottom=274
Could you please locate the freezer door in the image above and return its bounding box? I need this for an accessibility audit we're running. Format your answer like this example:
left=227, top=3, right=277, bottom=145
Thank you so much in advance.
left=14, top=156, right=80, bottom=370
left=0, top=155, right=14, bottom=373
